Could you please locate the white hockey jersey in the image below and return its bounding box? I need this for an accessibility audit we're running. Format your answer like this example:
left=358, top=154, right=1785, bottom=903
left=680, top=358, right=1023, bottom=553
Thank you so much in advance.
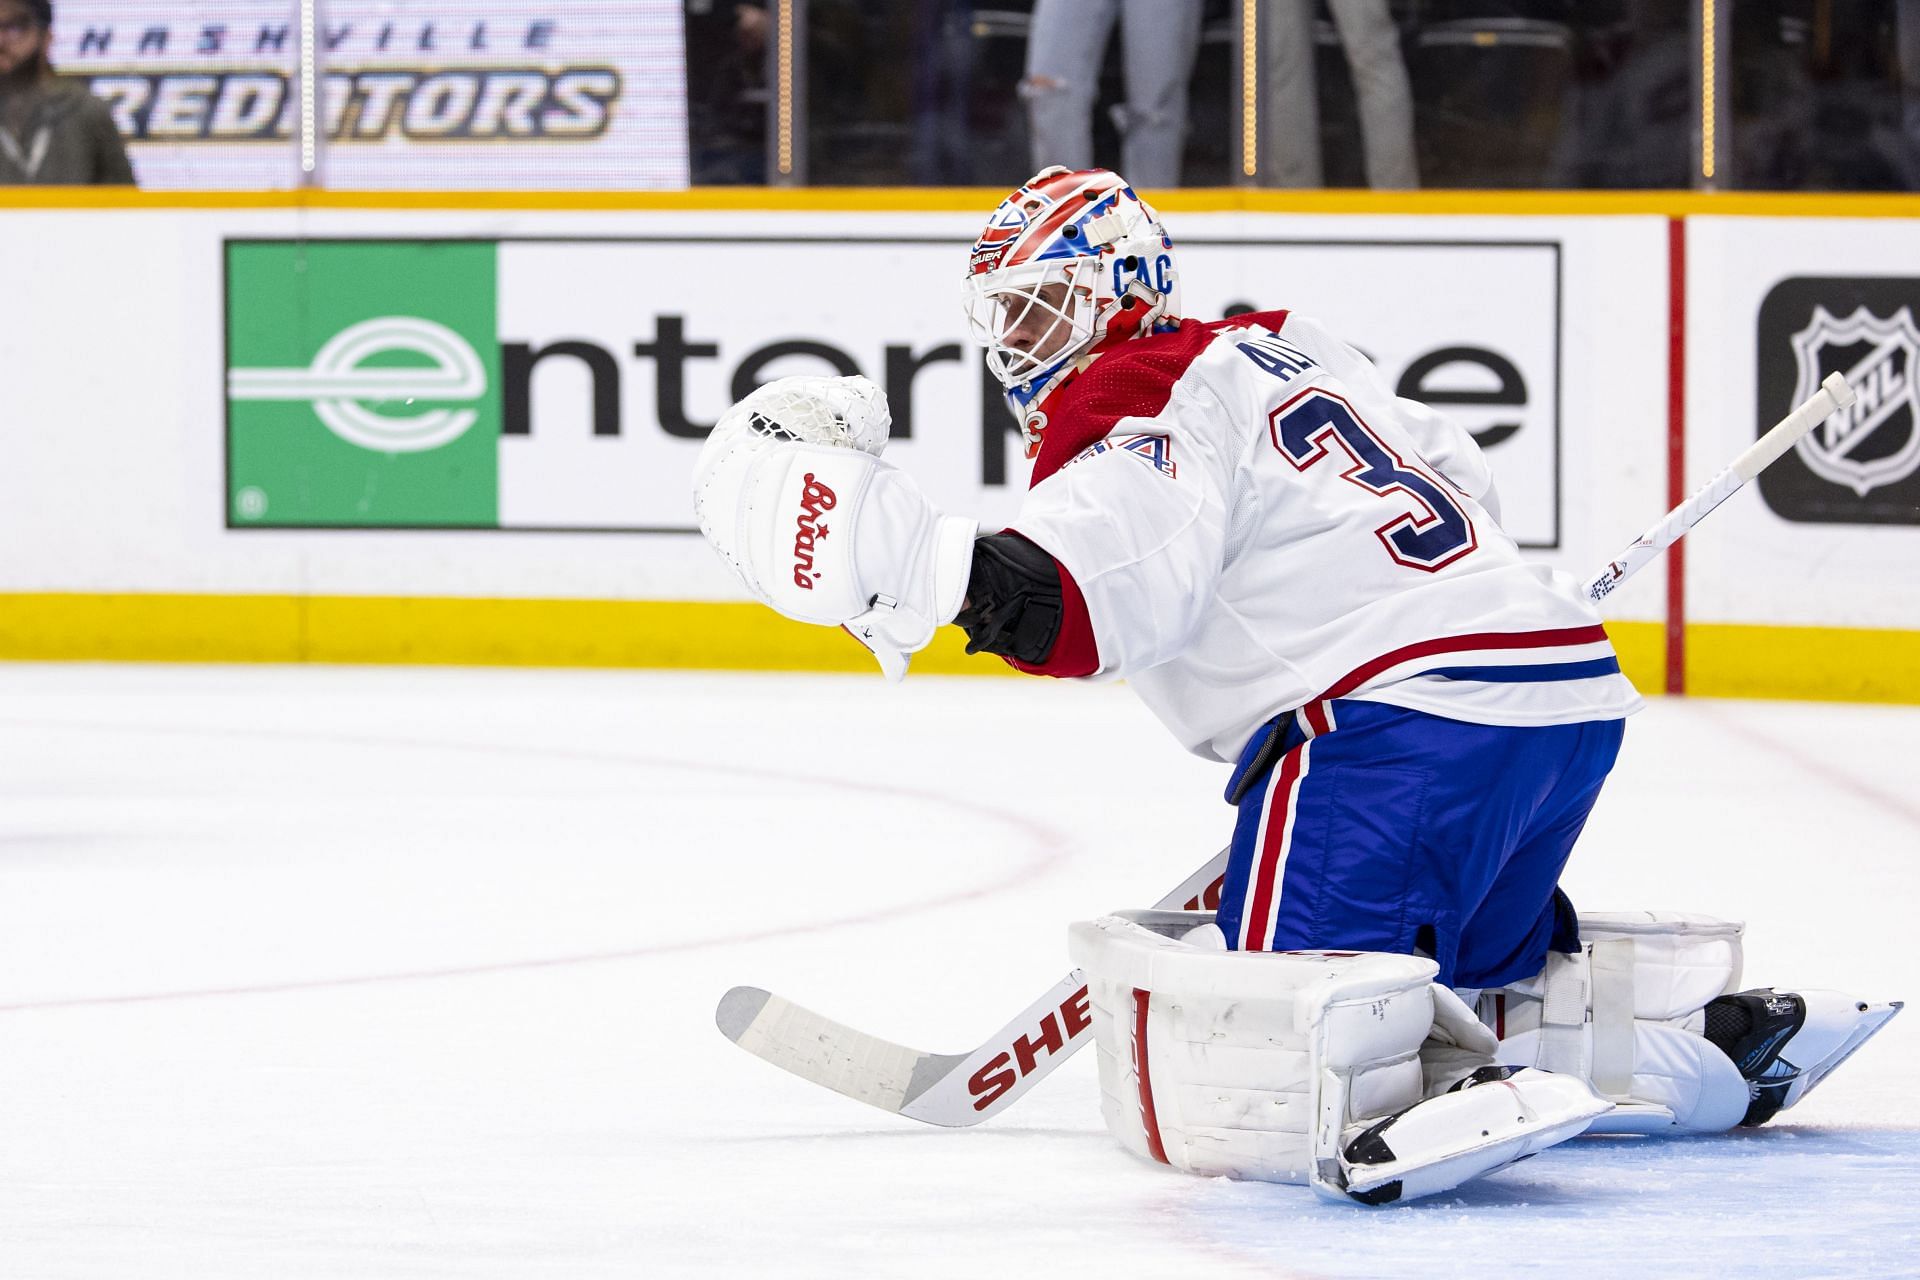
left=1009, top=309, right=1642, bottom=764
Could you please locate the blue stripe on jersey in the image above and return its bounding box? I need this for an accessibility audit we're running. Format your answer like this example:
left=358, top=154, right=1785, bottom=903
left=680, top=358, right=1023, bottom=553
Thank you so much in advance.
left=1422, top=657, right=1623, bottom=684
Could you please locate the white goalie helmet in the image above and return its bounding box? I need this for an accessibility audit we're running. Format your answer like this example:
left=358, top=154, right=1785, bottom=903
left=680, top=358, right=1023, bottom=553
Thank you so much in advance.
left=962, top=166, right=1182, bottom=456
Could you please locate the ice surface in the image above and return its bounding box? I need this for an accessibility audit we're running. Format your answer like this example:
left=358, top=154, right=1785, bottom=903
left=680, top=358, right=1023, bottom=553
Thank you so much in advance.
left=0, top=664, right=1913, bottom=1278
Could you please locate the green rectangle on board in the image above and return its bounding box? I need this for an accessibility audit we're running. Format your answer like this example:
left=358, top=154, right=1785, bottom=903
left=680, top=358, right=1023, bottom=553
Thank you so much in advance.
left=226, top=240, right=501, bottom=527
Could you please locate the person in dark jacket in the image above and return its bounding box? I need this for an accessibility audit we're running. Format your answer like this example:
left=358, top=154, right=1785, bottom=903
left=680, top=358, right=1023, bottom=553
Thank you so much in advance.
left=0, top=0, right=133, bottom=185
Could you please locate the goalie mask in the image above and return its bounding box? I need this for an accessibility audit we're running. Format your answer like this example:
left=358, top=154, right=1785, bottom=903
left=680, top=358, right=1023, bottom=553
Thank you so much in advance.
left=963, top=166, right=1182, bottom=458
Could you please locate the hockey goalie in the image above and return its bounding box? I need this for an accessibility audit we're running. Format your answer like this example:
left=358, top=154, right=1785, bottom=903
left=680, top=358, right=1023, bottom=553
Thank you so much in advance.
left=692, top=167, right=1901, bottom=1204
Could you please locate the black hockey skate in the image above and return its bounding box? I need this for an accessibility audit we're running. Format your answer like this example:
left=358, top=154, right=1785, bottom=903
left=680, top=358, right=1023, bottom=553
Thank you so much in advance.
left=1704, top=988, right=1903, bottom=1126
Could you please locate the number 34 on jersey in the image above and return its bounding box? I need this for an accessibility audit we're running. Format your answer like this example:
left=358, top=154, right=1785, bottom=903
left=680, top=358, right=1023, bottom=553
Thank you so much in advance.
left=1239, top=330, right=1478, bottom=574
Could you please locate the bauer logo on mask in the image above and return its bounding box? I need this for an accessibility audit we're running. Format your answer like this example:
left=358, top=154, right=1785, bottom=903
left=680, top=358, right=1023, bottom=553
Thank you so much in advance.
left=1757, top=278, right=1920, bottom=525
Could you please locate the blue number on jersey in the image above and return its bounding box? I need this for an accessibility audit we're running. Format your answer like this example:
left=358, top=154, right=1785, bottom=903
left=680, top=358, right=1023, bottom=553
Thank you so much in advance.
left=1270, top=389, right=1478, bottom=571
left=1236, top=333, right=1319, bottom=383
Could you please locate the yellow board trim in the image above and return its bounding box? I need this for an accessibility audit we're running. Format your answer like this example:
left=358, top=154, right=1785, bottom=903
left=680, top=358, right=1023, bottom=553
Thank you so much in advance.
left=3, top=595, right=1914, bottom=704
left=0, top=592, right=1012, bottom=675
left=1688, top=623, right=1920, bottom=704
left=1603, top=620, right=1665, bottom=699
left=9, top=186, right=1920, bottom=219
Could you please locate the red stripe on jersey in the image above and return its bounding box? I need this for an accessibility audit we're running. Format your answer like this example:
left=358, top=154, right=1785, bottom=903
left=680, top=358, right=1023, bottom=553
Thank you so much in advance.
left=1241, top=741, right=1306, bottom=952
left=999, top=540, right=1100, bottom=678
left=1301, top=699, right=1333, bottom=738
left=1320, top=626, right=1611, bottom=700
left=1132, top=987, right=1170, bottom=1165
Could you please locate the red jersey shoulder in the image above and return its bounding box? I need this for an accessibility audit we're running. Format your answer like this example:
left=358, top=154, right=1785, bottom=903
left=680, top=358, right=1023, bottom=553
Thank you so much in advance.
left=1029, top=311, right=1292, bottom=486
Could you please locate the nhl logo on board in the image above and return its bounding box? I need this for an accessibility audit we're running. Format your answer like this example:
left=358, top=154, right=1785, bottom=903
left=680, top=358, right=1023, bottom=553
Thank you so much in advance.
left=1788, top=304, right=1920, bottom=497
left=1756, top=277, right=1920, bottom=525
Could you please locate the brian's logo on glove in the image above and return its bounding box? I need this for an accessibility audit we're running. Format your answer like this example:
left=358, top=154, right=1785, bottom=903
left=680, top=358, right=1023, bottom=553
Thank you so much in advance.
left=792, top=473, right=838, bottom=589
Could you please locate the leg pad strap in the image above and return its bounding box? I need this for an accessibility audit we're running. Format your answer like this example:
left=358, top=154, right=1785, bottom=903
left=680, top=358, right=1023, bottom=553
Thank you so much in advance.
left=1487, top=911, right=1750, bottom=1131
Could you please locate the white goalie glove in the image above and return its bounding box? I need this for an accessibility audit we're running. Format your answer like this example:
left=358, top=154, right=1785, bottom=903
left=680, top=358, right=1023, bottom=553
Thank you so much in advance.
left=692, top=374, right=978, bottom=680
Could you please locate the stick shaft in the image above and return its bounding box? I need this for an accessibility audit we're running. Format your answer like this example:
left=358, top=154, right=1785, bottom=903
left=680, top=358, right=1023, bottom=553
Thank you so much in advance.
left=1583, top=372, right=1854, bottom=604
left=897, top=846, right=1230, bottom=1123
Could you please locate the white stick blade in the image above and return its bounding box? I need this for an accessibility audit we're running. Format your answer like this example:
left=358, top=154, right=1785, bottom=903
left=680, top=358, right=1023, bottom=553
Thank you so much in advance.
left=717, top=985, right=940, bottom=1117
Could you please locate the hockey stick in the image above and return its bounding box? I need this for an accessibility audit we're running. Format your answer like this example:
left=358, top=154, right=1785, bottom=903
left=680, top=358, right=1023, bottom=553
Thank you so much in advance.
left=718, top=374, right=1858, bottom=1128
left=715, top=847, right=1230, bottom=1127
left=1583, top=372, right=1854, bottom=603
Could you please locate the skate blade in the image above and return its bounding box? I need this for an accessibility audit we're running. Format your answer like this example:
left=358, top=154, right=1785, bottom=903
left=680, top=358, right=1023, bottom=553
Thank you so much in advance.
left=1786, top=996, right=1902, bottom=1108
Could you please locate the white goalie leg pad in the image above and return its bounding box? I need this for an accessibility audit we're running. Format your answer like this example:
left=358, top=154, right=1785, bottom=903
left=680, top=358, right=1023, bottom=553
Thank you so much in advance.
left=1070, top=911, right=1429, bottom=1183
left=1067, top=912, right=1608, bottom=1204
left=1486, top=912, right=1752, bottom=1132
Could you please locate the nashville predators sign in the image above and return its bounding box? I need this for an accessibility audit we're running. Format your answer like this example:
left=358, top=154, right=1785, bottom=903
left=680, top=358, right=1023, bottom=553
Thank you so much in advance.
left=50, top=0, right=688, bottom=189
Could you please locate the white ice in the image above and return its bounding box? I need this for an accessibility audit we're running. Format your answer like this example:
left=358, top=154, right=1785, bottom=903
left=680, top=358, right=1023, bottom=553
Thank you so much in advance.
left=0, top=664, right=1914, bottom=1278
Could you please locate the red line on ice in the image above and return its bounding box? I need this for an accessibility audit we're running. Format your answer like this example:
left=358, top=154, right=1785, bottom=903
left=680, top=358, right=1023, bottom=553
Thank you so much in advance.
left=0, top=717, right=1079, bottom=1013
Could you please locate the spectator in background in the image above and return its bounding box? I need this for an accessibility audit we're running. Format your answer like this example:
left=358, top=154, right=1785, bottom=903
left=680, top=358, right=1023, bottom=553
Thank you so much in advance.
left=1897, top=0, right=1920, bottom=187
left=1022, top=0, right=1204, bottom=188
left=1547, top=4, right=1690, bottom=190
left=1258, top=0, right=1416, bottom=188
left=0, top=0, right=132, bottom=185
left=685, top=0, right=768, bottom=184
left=911, top=0, right=989, bottom=185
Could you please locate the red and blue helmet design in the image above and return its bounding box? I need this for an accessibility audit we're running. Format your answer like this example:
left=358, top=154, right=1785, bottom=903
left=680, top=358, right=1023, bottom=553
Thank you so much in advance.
left=963, top=166, right=1182, bottom=456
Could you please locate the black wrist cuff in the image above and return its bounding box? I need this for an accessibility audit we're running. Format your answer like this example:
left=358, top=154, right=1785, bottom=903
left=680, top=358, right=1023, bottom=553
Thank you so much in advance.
left=954, top=533, right=1063, bottom=665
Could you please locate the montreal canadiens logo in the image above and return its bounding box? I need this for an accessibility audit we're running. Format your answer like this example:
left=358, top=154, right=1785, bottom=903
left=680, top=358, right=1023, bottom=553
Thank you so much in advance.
left=1789, top=304, right=1920, bottom=496
left=970, top=192, right=1047, bottom=274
